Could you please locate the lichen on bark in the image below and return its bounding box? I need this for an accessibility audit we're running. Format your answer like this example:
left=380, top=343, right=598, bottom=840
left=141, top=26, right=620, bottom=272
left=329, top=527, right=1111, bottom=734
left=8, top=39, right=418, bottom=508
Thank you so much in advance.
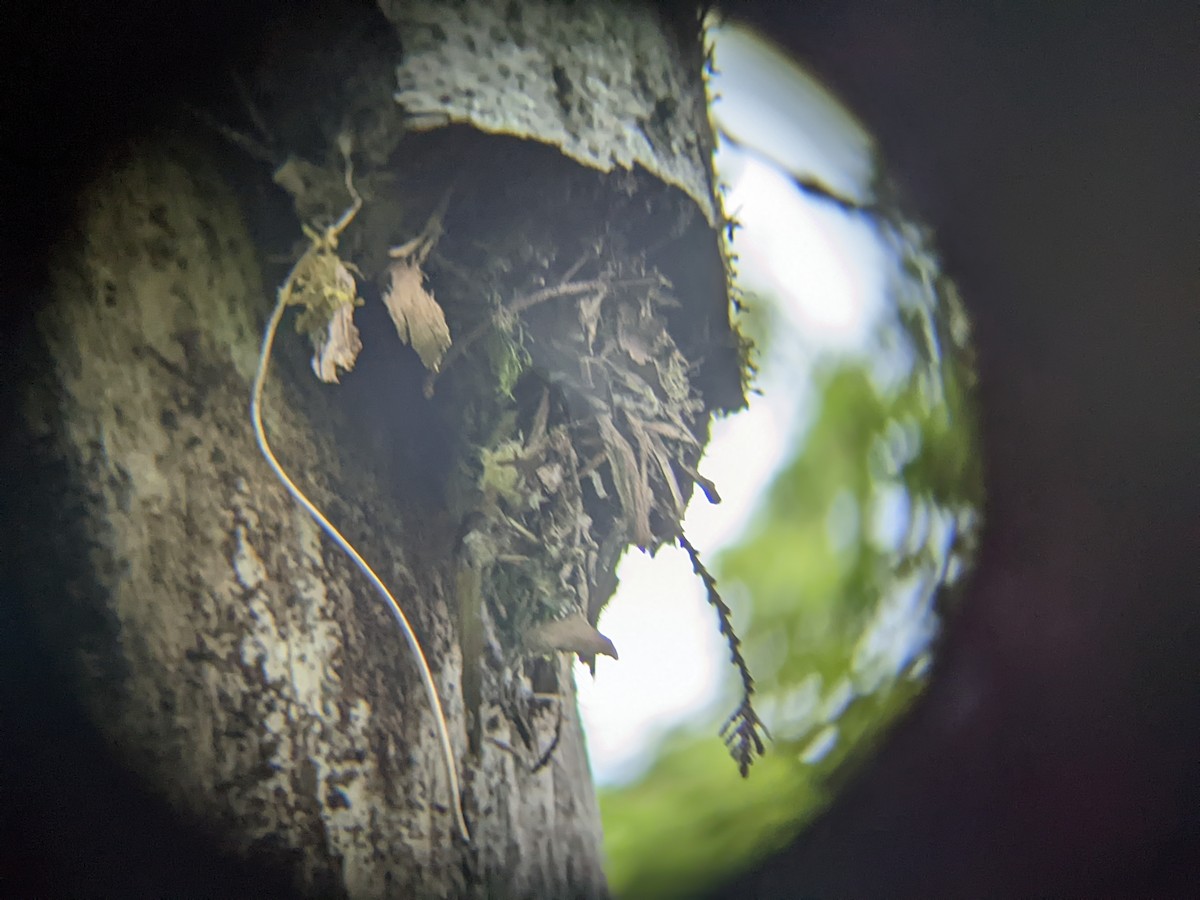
left=30, top=139, right=475, bottom=896
left=383, top=0, right=721, bottom=225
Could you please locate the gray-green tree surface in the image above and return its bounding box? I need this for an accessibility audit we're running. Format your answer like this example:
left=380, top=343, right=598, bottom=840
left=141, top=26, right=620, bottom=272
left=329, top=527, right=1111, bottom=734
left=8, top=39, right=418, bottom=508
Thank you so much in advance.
left=15, top=1, right=745, bottom=897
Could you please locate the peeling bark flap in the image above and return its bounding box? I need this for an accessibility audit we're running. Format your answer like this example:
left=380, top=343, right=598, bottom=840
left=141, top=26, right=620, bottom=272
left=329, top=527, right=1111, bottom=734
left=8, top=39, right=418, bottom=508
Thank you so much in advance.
left=384, top=0, right=721, bottom=227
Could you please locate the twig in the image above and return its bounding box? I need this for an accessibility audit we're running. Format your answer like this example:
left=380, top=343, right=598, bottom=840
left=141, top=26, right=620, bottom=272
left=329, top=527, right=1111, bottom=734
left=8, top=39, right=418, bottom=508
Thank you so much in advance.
left=558, top=249, right=594, bottom=286
left=718, top=127, right=878, bottom=217
left=531, top=697, right=566, bottom=774
left=330, top=145, right=362, bottom=235
left=678, top=460, right=721, bottom=504
left=186, top=103, right=276, bottom=165
left=678, top=533, right=768, bottom=775
left=487, top=735, right=523, bottom=759
left=424, top=274, right=665, bottom=397
left=250, top=155, right=468, bottom=842
left=231, top=71, right=275, bottom=149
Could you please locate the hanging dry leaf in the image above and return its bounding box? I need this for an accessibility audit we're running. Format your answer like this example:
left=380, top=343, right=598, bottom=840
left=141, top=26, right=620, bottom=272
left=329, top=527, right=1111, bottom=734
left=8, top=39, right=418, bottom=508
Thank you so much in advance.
left=597, top=413, right=654, bottom=548
left=289, top=239, right=361, bottom=334
left=310, top=300, right=362, bottom=383
left=382, top=257, right=452, bottom=372
left=640, top=423, right=686, bottom=516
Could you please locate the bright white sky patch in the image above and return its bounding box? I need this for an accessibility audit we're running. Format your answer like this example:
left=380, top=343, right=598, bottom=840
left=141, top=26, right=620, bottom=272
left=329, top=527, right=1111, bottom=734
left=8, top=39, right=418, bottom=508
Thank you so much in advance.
left=579, top=23, right=887, bottom=785
left=710, top=23, right=875, bottom=204
left=575, top=548, right=726, bottom=783
left=722, top=148, right=884, bottom=349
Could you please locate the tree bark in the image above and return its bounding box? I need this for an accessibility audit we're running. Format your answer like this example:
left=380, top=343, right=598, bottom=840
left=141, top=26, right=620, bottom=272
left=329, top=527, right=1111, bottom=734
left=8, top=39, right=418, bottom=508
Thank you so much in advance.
left=11, top=1, right=738, bottom=897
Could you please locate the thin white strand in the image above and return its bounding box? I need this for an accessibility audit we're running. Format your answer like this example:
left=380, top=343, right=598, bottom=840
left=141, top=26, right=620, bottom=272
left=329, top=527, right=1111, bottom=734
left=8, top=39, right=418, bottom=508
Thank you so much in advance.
left=251, top=281, right=470, bottom=843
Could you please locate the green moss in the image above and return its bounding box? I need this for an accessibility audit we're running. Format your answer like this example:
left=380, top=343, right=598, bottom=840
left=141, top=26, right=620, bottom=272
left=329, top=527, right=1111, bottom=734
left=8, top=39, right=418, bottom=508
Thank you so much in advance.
left=479, top=438, right=525, bottom=507
left=483, top=328, right=530, bottom=400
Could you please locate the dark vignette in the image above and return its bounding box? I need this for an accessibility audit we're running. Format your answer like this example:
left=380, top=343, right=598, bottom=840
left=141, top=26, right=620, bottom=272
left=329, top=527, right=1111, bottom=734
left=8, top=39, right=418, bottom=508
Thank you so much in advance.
left=2, top=0, right=1196, bottom=896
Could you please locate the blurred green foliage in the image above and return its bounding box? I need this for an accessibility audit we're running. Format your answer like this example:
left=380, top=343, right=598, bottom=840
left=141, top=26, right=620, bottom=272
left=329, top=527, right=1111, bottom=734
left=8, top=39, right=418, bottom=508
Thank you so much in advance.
left=599, top=221, right=982, bottom=899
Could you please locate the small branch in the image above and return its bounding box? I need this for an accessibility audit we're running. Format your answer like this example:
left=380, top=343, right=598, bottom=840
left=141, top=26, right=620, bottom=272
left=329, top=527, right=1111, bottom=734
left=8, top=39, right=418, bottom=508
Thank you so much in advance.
left=230, top=70, right=275, bottom=149
left=789, top=174, right=877, bottom=216
left=678, top=533, right=768, bottom=776
left=531, top=697, right=566, bottom=774
left=186, top=104, right=275, bottom=165
left=678, top=460, right=721, bottom=504
left=424, top=274, right=666, bottom=397
left=720, top=698, right=767, bottom=778
left=718, top=127, right=879, bottom=216
left=487, top=736, right=522, bottom=757
left=329, top=139, right=362, bottom=238
left=558, top=249, right=594, bottom=285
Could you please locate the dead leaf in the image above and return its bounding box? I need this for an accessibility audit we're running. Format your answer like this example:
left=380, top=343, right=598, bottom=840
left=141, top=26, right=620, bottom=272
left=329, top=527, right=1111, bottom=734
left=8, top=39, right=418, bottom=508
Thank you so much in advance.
left=616, top=302, right=656, bottom=365
left=382, top=258, right=452, bottom=372
left=536, top=462, right=564, bottom=493
left=644, top=427, right=685, bottom=516
left=310, top=300, right=362, bottom=383
left=597, top=413, right=653, bottom=548
left=578, top=290, right=605, bottom=353
left=680, top=461, right=722, bottom=504
left=640, top=418, right=700, bottom=446
left=272, top=156, right=318, bottom=201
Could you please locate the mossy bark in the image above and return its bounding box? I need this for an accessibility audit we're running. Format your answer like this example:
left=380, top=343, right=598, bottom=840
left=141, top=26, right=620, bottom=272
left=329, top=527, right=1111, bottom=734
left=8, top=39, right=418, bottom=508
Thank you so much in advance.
left=15, top=1, right=739, bottom=897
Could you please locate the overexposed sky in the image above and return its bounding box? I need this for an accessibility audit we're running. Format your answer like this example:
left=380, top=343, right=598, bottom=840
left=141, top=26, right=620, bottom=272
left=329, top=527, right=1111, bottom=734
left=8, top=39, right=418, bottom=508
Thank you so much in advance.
left=578, top=23, right=885, bottom=785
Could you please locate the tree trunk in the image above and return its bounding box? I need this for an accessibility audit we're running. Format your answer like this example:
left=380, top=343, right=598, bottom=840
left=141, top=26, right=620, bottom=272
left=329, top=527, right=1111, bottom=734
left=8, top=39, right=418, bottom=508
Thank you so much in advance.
left=12, top=1, right=740, bottom=897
